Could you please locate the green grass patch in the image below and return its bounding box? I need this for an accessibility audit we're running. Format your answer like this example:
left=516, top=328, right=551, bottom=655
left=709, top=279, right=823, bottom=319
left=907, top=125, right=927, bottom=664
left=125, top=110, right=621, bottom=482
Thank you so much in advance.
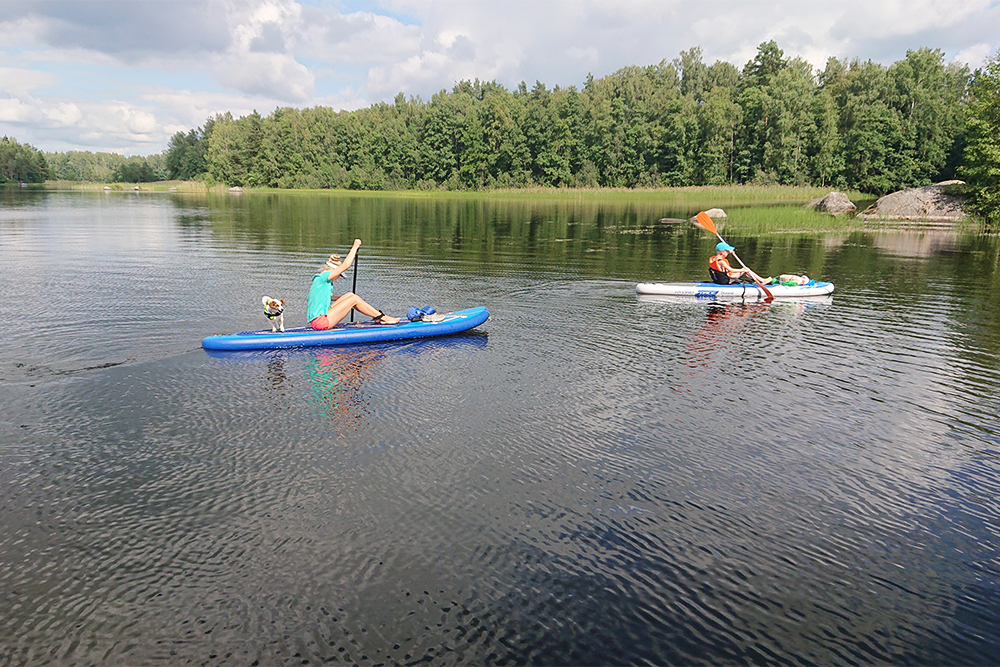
left=233, top=183, right=862, bottom=206
left=44, top=181, right=866, bottom=206
left=721, top=205, right=868, bottom=234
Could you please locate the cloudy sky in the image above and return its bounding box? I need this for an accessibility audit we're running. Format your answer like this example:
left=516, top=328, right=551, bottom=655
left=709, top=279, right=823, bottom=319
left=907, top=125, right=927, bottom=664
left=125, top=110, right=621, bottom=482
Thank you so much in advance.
left=1, top=0, right=997, bottom=156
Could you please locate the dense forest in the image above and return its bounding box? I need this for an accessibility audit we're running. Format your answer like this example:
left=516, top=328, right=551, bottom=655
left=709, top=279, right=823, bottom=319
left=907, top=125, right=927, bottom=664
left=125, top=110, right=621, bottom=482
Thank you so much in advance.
left=167, top=42, right=977, bottom=196
left=46, top=151, right=167, bottom=183
left=962, top=50, right=1000, bottom=224
left=1, top=144, right=169, bottom=184
left=0, top=136, right=49, bottom=184
left=6, top=41, right=999, bottom=223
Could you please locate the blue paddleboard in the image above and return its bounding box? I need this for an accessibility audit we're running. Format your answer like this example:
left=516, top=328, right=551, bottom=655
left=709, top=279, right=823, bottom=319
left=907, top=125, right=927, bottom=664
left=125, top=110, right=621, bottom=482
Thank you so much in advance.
left=202, top=307, right=490, bottom=351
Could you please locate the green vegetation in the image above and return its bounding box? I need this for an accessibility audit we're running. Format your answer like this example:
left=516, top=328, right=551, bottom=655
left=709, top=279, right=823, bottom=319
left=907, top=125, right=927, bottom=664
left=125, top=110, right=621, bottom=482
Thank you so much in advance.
left=1, top=136, right=48, bottom=184
left=165, top=120, right=213, bottom=181
left=163, top=43, right=970, bottom=201
left=46, top=150, right=166, bottom=183
left=962, top=51, right=1000, bottom=226
left=26, top=42, right=1000, bottom=225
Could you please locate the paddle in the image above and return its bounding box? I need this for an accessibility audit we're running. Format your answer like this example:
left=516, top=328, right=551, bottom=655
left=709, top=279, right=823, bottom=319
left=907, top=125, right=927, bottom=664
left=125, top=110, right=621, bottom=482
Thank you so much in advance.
left=350, top=248, right=359, bottom=322
left=694, top=211, right=774, bottom=301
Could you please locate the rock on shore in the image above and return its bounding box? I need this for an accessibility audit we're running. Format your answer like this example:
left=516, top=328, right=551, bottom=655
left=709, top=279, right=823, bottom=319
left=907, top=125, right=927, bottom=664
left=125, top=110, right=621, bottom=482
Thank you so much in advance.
left=859, top=181, right=966, bottom=223
left=806, top=192, right=857, bottom=217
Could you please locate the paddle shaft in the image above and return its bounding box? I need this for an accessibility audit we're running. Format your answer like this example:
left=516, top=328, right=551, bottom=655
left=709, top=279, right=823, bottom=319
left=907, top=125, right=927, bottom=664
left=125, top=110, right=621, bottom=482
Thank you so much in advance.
left=350, top=250, right=358, bottom=322
left=724, top=246, right=773, bottom=299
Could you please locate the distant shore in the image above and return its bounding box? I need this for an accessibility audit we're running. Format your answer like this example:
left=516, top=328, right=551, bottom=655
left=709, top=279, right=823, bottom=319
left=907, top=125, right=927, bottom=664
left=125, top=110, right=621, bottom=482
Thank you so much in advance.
left=43, top=181, right=858, bottom=206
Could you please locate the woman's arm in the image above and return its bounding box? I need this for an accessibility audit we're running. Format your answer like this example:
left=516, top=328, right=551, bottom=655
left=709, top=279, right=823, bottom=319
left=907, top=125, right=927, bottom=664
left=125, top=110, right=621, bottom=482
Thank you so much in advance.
left=326, top=239, right=362, bottom=281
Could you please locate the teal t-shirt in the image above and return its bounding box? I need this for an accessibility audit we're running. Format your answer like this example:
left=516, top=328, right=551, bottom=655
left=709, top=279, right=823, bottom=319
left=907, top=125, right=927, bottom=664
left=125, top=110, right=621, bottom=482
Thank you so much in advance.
left=306, top=271, right=335, bottom=321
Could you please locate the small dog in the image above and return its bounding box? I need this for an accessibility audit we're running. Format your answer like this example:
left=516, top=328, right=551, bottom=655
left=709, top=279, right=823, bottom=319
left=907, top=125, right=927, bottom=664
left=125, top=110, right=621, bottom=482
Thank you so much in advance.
left=262, top=296, right=286, bottom=332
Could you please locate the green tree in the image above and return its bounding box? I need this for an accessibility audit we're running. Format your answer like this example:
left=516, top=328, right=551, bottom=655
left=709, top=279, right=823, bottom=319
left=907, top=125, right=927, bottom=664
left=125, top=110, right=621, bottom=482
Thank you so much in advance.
left=810, top=88, right=845, bottom=187
left=111, top=155, right=157, bottom=182
left=206, top=111, right=263, bottom=187
left=477, top=91, right=530, bottom=184
left=166, top=43, right=975, bottom=194
left=0, top=137, right=49, bottom=183
left=733, top=43, right=785, bottom=183
left=760, top=60, right=819, bottom=185
left=696, top=86, right=743, bottom=184
left=842, top=100, right=908, bottom=193
left=821, top=57, right=911, bottom=192
left=961, top=51, right=1000, bottom=225
left=45, top=150, right=124, bottom=181
left=743, top=40, right=786, bottom=88
left=674, top=47, right=709, bottom=100
left=888, top=48, right=969, bottom=184
left=165, top=117, right=214, bottom=180
left=417, top=91, right=472, bottom=184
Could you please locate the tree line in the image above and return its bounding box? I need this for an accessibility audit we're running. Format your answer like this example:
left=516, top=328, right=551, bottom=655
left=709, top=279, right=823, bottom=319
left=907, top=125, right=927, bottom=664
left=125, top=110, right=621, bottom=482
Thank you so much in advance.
left=46, top=151, right=167, bottom=183
left=4, top=41, right=999, bottom=224
left=167, top=42, right=978, bottom=197
left=1, top=142, right=169, bottom=184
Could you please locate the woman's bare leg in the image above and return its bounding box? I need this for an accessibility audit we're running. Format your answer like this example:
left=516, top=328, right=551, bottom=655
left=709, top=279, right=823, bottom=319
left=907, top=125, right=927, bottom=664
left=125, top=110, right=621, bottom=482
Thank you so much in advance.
left=326, top=293, right=400, bottom=325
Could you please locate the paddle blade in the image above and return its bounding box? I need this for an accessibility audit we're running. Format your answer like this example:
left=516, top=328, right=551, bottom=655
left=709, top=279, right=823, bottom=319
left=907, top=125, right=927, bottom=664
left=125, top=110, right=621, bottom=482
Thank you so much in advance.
left=694, top=211, right=718, bottom=235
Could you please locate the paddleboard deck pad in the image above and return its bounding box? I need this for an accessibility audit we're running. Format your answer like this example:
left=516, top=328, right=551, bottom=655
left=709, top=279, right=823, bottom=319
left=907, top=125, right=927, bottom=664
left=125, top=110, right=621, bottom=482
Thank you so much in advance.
left=203, top=306, right=489, bottom=351
left=635, top=281, right=835, bottom=299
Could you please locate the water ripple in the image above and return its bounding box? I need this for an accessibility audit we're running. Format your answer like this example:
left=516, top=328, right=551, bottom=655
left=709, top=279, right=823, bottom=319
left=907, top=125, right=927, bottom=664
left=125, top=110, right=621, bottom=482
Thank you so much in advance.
left=4, top=196, right=1000, bottom=665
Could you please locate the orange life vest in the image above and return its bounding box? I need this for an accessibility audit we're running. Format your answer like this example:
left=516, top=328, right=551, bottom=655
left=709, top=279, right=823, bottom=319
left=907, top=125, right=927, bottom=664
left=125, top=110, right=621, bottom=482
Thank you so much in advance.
left=709, top=255, right=732, bottom=274
left=709, top=254, right=736, bottom=284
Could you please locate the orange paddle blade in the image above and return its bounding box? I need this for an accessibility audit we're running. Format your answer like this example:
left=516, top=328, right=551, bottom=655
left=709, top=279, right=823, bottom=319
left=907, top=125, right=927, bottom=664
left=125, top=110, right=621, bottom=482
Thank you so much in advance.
left=694, top=211, right=717, bottom=235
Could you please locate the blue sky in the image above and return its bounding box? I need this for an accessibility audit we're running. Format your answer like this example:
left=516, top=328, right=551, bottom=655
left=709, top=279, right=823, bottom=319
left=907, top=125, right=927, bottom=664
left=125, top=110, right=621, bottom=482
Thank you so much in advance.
left=1, top=0, right=997, bottom=156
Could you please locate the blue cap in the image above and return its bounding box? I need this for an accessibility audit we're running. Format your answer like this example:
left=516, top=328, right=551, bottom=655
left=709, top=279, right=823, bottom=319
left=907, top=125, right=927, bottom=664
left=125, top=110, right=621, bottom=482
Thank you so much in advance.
left=716, top=242, right=736, bottom=252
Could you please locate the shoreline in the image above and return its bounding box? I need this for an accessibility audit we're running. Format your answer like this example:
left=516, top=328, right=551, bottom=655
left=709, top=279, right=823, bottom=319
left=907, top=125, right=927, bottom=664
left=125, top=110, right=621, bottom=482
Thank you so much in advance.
left=40, top=180, right=856, bottom=204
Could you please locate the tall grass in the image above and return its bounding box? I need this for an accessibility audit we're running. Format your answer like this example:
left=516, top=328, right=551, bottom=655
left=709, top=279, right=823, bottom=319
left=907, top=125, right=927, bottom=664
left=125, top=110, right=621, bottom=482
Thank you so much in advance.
left=722, top=205, right=870, bottom=234
left=45, top=181, right=863, bottom=204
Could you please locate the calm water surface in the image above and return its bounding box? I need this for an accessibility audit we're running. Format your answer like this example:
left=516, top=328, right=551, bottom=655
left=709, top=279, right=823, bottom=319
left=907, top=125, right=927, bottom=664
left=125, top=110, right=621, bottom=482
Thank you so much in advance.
left=2, top=191, right=999, bottom=665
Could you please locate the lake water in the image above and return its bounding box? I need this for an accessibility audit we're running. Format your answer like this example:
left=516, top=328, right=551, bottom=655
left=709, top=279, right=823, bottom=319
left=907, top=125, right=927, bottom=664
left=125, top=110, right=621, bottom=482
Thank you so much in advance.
left=2, top=190, right=999, bottom=665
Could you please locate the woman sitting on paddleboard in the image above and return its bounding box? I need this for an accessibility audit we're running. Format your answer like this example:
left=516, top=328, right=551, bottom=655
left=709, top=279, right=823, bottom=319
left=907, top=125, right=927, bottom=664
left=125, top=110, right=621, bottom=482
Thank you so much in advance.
left=709, top=242, right=770, bottom=285
left=307, top=239, right=400, bottom=330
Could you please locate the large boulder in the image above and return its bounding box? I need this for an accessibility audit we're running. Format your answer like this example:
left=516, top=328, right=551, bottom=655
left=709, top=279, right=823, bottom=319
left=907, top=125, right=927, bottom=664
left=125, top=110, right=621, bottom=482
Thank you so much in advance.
left=685, top=208, right=727, bottom=224
left=859, top=181, right=966, bottom=223
left=807, top=192, right=857, bottom=217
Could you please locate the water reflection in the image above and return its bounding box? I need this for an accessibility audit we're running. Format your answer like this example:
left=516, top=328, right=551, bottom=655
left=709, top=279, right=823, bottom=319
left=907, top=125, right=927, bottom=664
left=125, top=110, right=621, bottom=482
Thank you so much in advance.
left=265, top=351, right=292, bottom=408
left=305, top=347, right=383, bottom=429
left=203, top=334, right=490, bottom=433
left=685, top=302, right=769, bottom=369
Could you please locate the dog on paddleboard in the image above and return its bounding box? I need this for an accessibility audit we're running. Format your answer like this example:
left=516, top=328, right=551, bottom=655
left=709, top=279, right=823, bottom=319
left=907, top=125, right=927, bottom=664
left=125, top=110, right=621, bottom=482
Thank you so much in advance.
left=262, top=296, right=286, bottom=332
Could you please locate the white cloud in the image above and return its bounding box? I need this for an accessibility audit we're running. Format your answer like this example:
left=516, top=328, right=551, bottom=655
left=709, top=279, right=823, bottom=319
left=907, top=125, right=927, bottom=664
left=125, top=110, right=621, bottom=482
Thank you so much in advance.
left=953, top=43, right=994, bottom=69
left=0, top=97, right=33, bottom=123
left=42, top=102, right=82, bottom=127
left=2, top=0, right=999, bottom=153
left=213, top=52, right=315, bottom=101
left=295, top=9, right=422, bottom=66
left=832, top=0, right=991, bottom=38
left=208, top=0, right=315, bottom=100
left=0, top=67, right=60, bottom=96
